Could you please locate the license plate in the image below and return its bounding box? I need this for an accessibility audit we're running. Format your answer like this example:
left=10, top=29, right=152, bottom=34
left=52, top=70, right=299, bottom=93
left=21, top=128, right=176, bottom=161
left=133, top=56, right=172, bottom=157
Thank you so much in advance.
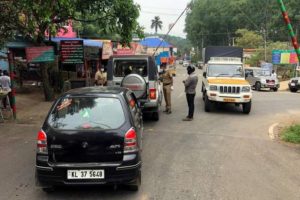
left=291, top=83, right=296, bottom=86
left=224, top=98, right=236, bottom=102
left=67, top=170, right=104, bottom=180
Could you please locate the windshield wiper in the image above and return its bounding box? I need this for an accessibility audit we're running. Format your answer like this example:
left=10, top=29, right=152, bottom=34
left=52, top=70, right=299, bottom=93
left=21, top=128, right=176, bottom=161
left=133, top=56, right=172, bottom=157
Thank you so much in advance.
left=216, top=74, right=230, bottom=77
left=231, top=74, right=242, bottom=77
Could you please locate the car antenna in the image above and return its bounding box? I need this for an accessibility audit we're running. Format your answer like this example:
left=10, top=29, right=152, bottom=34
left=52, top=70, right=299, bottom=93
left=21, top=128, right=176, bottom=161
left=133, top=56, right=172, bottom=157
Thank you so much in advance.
left=152, top=3, right=191, bottom=57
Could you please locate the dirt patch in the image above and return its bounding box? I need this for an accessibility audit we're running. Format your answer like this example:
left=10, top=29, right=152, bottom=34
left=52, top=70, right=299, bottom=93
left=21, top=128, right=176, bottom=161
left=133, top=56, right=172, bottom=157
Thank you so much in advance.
left=1, top=86, right=53, bottom=125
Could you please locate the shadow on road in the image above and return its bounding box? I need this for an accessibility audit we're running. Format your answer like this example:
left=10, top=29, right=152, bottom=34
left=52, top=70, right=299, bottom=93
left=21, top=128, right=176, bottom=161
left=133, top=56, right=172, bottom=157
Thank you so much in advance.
left=37, top=185, right=141, bottom=199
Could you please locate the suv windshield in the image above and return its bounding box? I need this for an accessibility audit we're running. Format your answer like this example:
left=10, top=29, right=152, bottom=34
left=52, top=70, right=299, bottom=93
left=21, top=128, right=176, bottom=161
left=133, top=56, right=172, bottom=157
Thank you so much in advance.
left=255, top=69, right=271, bottom=77
left=208, top=64, right=244, bottom=77
left=114, top=59, right=148, bottom=77
left=48, top=97, right=125, bottom=130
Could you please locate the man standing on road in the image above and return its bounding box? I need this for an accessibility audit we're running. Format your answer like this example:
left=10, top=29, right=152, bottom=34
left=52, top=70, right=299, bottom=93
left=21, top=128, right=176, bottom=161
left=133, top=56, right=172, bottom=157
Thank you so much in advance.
left=95, top=67, right=107, bottom=86
left=182, top=66, right=198, bottom=121
left=160, top=63, right=173, bottom=114
left=271, top=70, right=277, bottom=78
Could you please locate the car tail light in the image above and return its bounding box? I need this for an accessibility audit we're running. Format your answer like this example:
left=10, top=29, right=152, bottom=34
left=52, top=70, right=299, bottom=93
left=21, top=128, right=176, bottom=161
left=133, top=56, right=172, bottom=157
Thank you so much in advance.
left=124, top=128, right=138, bottom=153
left=149, top=88, right=156, bottom=100
left=37, top=130, right=48, bottom=154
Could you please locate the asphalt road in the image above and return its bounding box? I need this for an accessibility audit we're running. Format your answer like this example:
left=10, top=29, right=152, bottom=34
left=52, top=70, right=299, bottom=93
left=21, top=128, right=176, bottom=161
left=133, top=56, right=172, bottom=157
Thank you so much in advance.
left=0, top=66, right=300, bottom=200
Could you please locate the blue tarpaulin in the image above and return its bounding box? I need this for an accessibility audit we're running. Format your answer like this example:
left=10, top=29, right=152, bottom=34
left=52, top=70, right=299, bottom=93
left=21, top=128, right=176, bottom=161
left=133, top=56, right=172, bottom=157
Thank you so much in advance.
left=140, top=37, right=172, bottom=48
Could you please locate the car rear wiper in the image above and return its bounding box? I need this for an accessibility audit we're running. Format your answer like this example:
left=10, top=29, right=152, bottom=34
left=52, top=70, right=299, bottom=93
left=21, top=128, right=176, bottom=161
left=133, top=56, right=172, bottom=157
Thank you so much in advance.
left=216, top=74, right=230, bottom=77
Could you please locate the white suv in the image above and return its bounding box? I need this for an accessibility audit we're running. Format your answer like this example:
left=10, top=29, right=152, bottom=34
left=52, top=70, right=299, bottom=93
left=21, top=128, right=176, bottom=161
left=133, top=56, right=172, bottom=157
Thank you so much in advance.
left=107, top=55, right=163, bottom=121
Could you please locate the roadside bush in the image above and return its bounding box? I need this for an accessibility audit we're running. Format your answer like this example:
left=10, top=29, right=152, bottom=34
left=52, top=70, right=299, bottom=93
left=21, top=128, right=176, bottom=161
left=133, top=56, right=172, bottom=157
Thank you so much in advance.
left=281, top=124, right=300, bottom=144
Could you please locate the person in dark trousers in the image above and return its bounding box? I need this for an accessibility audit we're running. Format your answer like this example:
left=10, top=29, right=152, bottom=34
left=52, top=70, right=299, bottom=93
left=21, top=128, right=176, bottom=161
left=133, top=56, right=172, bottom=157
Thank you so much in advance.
left=182, top=66, right=198, bottom=121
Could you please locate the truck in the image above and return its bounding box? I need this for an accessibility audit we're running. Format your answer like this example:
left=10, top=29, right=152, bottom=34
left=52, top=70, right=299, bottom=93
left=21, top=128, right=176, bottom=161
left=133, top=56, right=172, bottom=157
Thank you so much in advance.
left=201, top=46, right=252, bottom=114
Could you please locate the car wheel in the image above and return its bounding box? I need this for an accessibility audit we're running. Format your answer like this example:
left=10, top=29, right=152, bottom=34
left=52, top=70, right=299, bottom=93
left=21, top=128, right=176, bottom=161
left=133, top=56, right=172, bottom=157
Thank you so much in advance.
left=204, top=94, right=211, bottom=112
left=273, top=88, right=278, bottom=92
left=126, top=170, right=141, bottom=191
left=255, top=82, right=261, bottom=91
left=152, top=111, right=159, bottom=121
left=290, top=88, right=298, bottom=93
left=242, top=101, right=251, bottom=114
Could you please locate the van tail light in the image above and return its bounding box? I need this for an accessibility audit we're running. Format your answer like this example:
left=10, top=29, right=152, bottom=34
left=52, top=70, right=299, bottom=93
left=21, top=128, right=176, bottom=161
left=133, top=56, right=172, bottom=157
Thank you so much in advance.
left=37, top=130, right=48, bottom=154
left=149, top=88, right=156, bottom=100
left=124, top=128, right=138, bottom=153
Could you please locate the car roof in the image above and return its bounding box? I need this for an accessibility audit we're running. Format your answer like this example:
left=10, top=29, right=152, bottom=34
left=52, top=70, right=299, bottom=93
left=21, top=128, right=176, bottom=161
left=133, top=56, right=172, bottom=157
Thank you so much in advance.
left=64, top=86, right=129, bottom=96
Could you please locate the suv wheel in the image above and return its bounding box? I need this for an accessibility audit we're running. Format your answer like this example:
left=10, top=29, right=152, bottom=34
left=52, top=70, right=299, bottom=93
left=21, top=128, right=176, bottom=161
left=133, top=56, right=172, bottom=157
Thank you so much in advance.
left=204, top=94, right=211, bottom=112
left=242, top=101, right=251, bottom=114
left=152, top=111, right=159, bottom=121
left=273, top=88, right=278, bottom=92
left=255, top=82, right=261, bottom=91
left=290, top=88, right=298, bottom=93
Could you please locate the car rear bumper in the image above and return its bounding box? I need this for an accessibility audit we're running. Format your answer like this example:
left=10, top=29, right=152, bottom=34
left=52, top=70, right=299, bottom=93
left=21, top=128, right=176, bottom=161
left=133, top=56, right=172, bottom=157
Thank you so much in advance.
left=261, top=83, right=280, bottom=89
left=36, top=155, right=141, bottom=187
left=288, top=83, right=300, bottom=90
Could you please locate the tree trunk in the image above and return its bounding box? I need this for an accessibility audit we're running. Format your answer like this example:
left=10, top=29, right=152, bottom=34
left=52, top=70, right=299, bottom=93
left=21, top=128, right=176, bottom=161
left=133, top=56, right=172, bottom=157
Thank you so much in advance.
left=40, top=63, right=54, bottom=101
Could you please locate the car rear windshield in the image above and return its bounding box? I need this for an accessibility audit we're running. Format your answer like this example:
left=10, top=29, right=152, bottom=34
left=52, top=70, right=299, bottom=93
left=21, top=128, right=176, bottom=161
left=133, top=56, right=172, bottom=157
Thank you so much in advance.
left=48, top=97, right=125, bottom=130
left=114, top=59, right=148, bottom=77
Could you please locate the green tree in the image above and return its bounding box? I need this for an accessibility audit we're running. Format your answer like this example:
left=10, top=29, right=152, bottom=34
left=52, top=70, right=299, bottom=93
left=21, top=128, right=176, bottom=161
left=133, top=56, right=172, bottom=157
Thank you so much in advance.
left=151, top=16, right=163, bottom=34
left=0, top=0, right=141, bottom=101
left=235, top=29, right=264, bottom=48
left=185, top=0, right=300, bottom=48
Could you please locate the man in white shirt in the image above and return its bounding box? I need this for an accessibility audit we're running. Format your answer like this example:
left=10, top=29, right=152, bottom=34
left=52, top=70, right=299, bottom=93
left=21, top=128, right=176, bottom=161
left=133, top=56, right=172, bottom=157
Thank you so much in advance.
left=0, top=70, right=11, bottom=109
left=271, top=70, right=277, bottom=78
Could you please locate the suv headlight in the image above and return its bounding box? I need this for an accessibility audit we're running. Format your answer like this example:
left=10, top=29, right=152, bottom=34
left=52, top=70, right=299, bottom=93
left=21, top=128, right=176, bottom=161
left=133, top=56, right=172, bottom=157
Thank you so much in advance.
left=242, top=86, right=251, bottom=92
left=209, top=85, right=218, bottom=91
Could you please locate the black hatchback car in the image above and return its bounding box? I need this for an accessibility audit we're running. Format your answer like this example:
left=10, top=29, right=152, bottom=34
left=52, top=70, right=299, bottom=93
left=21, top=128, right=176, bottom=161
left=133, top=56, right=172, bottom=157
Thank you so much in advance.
left=35, top=87, right=143, bottom=192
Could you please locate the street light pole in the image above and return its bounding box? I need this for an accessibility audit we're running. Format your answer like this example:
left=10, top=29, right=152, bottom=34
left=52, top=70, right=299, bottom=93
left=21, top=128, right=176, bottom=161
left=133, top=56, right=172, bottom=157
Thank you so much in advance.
left=264, top=28, right=267, bottom=61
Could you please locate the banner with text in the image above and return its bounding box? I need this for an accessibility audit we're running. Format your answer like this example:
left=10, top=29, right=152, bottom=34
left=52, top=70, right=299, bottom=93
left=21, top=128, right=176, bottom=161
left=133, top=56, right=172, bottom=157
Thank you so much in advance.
left=60, top=40, right=84, bottom=64
left=26, top=46, right=55, bottom=63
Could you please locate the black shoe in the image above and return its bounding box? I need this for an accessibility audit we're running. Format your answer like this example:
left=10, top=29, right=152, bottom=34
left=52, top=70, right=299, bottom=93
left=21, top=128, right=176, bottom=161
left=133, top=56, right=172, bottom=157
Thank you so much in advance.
left=166, top=110, right=172, bottom=114
left=182, top=117, right=193, bottom=121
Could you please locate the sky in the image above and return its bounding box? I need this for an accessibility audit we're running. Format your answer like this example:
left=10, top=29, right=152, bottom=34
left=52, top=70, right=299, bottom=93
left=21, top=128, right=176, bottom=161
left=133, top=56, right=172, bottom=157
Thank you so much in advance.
left=134, top=0, right=191, bottom=38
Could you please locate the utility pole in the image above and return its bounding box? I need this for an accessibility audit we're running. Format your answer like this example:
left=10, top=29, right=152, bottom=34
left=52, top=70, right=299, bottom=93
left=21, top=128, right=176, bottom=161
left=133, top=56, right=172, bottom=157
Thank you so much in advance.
left=264, top=28, right=267, bottom=61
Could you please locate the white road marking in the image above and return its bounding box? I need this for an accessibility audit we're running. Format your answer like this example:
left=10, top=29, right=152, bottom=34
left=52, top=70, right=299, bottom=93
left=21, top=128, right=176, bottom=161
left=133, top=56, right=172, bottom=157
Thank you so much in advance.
left=268, top=123, right=279, bottom=140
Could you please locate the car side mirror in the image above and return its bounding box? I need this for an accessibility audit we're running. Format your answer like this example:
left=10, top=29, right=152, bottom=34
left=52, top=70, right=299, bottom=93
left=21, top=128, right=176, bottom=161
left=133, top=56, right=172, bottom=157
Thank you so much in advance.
left=203, top=72, right=207, bottom=78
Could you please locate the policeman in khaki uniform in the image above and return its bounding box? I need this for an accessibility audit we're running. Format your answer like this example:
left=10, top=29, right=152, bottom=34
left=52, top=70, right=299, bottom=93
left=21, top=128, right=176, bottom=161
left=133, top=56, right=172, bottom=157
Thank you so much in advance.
left=159, top=63, right=173, bottom=114
left=95, top=68, right=107, bottom=86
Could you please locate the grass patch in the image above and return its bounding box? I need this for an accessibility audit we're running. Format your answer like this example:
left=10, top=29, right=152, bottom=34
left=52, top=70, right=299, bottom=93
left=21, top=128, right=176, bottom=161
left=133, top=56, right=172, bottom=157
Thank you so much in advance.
left=281, top=124, right=300, bottom=144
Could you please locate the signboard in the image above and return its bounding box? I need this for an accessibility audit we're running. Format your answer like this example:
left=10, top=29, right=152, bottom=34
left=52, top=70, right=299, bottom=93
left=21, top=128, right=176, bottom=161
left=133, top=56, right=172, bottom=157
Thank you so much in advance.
left=272, top=50, right=299, bottom=64
left=84, top=46, right=100, bottom=60
left=102, top=41, right=113, bottom=60
left=25, top=46, right=54, bottom=63
left=60, top=40, right=84, bottom=64
left=114, top=49, right=134, bottom=55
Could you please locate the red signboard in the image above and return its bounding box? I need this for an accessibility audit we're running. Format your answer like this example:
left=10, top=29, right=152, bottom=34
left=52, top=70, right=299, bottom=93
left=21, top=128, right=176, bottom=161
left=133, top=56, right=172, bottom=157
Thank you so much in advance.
left=26, top=46, right=54, bottom=63
left=115, top=49, right=134, bottom=55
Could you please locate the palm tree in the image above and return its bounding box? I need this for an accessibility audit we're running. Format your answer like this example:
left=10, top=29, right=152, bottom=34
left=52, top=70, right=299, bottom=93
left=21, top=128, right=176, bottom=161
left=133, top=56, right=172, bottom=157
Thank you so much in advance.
left=151, top=16, right=163, bottom=34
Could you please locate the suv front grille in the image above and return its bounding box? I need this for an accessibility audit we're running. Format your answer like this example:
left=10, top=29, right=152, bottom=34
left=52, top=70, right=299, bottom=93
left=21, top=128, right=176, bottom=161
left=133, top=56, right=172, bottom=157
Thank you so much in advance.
left=219, top=86, right=240, bottom=94
left=291, top=80, right=298, bottom=84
